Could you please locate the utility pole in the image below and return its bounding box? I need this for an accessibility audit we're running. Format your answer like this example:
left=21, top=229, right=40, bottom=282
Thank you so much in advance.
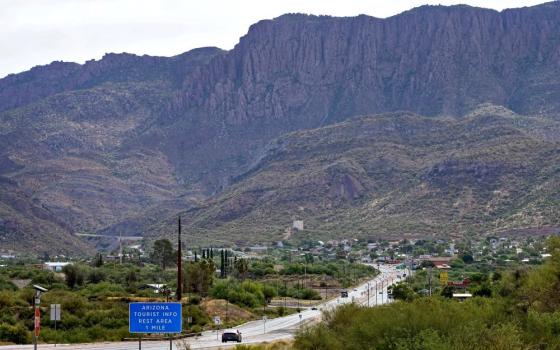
left=428, top=267, right=432, bottom=297
left=176, top=216, right=183, bottom=301
left=367, top=282, right=370, bottom=307
left=284, top=280, right=287, bottom=308
left=304, top=263, right=307, bottom=289
left=381, top=280, right=384, bottom=304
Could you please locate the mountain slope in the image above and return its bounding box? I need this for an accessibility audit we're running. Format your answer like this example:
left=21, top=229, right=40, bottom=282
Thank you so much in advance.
left=158, top=105, right=560, bottom=245
left=171, top=2, right=560, bottom=192
left=0, top=48, right=223, bottom=253
left=1, top=3, right=560, bottom=253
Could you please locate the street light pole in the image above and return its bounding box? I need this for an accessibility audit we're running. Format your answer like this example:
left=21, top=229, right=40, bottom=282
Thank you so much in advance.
left=32, top=285, right=47, bottom=350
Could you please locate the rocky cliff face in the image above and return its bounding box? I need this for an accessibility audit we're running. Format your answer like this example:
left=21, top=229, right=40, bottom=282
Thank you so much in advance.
left=182, top=2, right=560, bottom=121
left=169, top=2, right=560, bottom=191
left=1, top=3, right=560, bottom=253
left=0, top=47, right=224, bottom=113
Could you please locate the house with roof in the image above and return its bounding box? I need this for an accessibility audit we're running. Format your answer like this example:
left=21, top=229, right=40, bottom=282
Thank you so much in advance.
left=43, top=262, right=72, bottom=272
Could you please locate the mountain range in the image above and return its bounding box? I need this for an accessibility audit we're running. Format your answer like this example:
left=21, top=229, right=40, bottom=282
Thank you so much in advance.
left=1, top=2, right=559, bottom=254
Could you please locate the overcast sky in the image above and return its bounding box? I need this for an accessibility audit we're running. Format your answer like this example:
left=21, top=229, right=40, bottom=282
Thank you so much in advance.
left=0, top=0, right=547, bottom=78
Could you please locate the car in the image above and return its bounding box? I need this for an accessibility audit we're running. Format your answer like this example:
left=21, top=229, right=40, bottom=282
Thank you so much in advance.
left=311, top=306, right=318, bottom=310
left=222, top=330, right=242, bottom=343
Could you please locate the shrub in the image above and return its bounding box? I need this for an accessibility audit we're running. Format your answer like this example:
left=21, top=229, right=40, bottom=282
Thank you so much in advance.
left=0, top=322, right=31, bottom=344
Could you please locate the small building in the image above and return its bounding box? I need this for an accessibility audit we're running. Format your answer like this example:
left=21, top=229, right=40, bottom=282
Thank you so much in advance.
left=44, top=262, right=72, bottom=272
left=292, top=220, right=304, bottom=231
left=141, top=284, right=168, bottom=294
left=249, top=245, right=268, bottom=254
left=448, top=278, right=471, bottom=289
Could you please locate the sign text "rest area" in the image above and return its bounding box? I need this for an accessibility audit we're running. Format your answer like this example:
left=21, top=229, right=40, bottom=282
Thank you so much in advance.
left=129, top=302, right=182, bottom=334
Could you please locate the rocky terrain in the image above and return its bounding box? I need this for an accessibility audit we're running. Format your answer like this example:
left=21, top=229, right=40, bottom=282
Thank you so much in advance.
left=158, top=104, right=559, bottom=246
left=0, top=2, right=559, bottom=253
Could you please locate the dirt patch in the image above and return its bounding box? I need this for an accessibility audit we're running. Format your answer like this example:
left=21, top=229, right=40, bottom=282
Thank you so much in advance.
left=202, top=299, right=255, bottom=324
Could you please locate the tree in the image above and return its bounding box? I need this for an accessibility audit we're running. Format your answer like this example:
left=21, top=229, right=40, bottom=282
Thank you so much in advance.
left=390, top=283, right=416, bottom=301
left=92, top=253, right=103, bottom=267
left=62, top=264, right=85, bottom=289
left=220, top=250, right=225, bottom=278
left=473, top=284, right=492, bottom=297
left=234, top=258, right=249, bottom=280
left=150, top=239, right=175, bottom=270
left=441, top=285, right=454, bottom=298
left=125, top=269, right=137, bottom=287
left=87, top=269, right=105, bottom=284
left=262, top=284, right=277, bottom=304
left=184, top=260, right=215, bottom=296
left=461, top=253, right=474, bottom=264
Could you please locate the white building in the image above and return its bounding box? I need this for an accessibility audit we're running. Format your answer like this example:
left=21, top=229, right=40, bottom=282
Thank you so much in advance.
left=44, top=262, right=72, bottom=272
left=292, top=220, right=304, bottom=231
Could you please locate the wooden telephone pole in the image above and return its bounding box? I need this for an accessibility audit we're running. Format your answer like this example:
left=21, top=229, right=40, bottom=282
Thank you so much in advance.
left=176, top=216, right=183, bottom=301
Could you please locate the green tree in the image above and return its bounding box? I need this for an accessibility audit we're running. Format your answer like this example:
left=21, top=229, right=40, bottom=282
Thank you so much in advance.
left=92, top=253, right=103, bottom=267
left=184, top=260, right=215, bottom=296
left=440, top=285, right=454, bottom=298
left=87, top=269, right=105, bottom=284
left=390, top=283, right=416, bottom=301
left=62, top=264, right=85, bottom=289
left=150, top=239, right=175, bottom=270
left=461, top=253, right=474, bottom=264
left=234, top=258, right=249, bottom=280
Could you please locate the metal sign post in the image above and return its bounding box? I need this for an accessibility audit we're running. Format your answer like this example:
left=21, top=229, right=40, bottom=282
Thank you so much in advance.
left=50, top=304, right=61, bottom=347
left=214, top=316, right=221, bottom=340
left=263, top=315, right=267, bottom=334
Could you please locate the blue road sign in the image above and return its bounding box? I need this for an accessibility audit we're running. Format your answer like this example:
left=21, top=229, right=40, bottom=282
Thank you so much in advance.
left=129, top=302, right=182, bottom=334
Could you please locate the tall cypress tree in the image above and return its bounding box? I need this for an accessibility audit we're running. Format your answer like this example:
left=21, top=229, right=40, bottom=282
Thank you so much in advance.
left=224, top=250, right=229, bottom=277
left=220, top=250, right=225, bottom=278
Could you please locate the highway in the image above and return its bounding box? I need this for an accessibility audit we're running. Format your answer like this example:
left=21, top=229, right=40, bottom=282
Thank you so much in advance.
left=0, top=265, right=403, bottom=350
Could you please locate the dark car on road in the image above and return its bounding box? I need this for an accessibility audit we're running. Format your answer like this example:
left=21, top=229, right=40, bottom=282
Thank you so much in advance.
left=222, top=330, right=242, bottom=343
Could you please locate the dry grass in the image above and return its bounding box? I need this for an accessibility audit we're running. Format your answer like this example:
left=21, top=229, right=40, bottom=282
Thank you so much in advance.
left=233, top=340, right=293, bottom=350
left=202, top=299, right=256, bottom=323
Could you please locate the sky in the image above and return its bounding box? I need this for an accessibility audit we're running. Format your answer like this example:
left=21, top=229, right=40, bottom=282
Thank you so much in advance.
left=0, top=0, right=548, bottom=78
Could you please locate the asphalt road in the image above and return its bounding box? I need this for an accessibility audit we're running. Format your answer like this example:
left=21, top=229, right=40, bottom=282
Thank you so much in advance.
left=0, top=264, right=403, bottom=350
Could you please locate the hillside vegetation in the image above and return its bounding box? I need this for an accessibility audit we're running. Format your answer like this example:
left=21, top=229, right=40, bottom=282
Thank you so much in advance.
left=157, top=105, right=560, bottom=245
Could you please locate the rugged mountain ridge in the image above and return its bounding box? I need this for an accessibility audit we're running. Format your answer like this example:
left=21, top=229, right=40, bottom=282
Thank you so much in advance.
left=1, top=3, right=560, bottom=253
left=170, top=2, right=560, bottom=191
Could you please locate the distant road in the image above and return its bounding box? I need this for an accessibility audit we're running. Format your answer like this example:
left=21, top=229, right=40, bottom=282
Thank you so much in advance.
left=0, top=265, right=402, bottom=350
left=75, top=233, right=143, bottom=240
